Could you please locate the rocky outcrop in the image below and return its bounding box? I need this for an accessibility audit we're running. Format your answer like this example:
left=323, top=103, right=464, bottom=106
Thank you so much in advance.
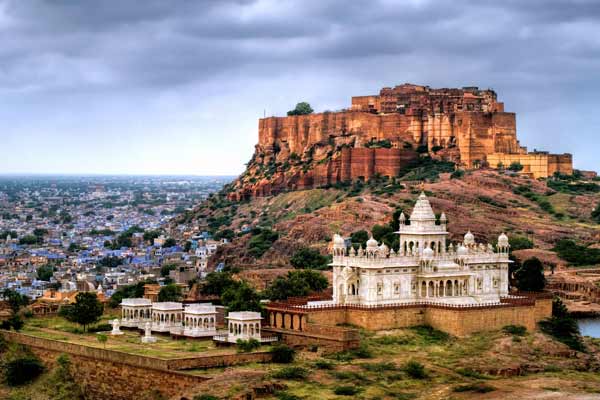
left=227, top=83, right=573, bottom=201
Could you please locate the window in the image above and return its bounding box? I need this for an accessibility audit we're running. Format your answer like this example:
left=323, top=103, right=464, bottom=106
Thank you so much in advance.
left=377, top=283, right=383, bottom=295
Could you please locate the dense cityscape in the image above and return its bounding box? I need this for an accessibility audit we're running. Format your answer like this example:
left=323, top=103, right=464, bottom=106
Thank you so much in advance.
left=0, top=175, right=233, bottom=302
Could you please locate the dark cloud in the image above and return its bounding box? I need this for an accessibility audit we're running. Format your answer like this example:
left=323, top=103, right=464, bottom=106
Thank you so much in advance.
left=0, top=0, right=598, bottom=173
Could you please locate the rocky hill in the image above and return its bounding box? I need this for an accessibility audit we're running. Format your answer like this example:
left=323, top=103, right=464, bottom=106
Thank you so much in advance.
left=175, top=168, right=600, bottom=281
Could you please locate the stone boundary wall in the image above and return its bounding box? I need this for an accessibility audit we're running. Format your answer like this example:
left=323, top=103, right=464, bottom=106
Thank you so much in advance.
left=263, top=322, right=360, bottom=352
left=1, top=331, right=276, bottom=400
left=1, top=331, right=208, bottom=400
left=303, top=298, right=552, bottom=337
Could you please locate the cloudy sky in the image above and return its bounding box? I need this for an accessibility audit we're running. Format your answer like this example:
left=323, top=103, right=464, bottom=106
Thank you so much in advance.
left=0, top=0, right=599, bottom=175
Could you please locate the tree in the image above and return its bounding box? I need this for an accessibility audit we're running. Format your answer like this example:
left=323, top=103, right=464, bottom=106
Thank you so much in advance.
left=508, top=236, right=534, bottom=251
left=160, top=263, right=177, bottom=277
left=350, top=230, right=369, bottom=247
left=266, top=270, right=328, bottom=301
left=109, top=281, right=154, bottom=308
left=290, top=247, right=329, bottom=270
left=96, top=333, right=108, bottom=349
left=508, top=162, right=524, bottom=172
left=19, top=234, right=39, bottom=245
left=143, top=230, right=161, bottom=243
left=200, top=272, right=237, bottom=296
left=37, top=265, right=54, bottom=281
left=5, top=356, right=45, bottom=386
left=184, top=241, right=192, bottom=252
left=514, top=257, right=546, bottom=292
left=222, top=281, right=262, bottom=312
left=2, top=289, right=29, bottom=313
left=163, top=238, right=177, bottom=248
left=592, top=202, right=600, bottom=223
left=287, top=102, right=314, bottom=116
left=61, top=292, right=104, bottom=332
left=158, top=284, right=182, bottom=302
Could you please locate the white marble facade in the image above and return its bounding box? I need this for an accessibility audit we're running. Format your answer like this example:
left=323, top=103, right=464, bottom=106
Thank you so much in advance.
left=331, top=192, right=510, bottom=306
left=225, top=311, right=262, bottom=343
left=120, top=299, right=218, bottom=337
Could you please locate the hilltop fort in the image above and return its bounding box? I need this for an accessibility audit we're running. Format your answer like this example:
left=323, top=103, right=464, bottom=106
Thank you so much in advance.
left=228, top=83, right=572, bottom=200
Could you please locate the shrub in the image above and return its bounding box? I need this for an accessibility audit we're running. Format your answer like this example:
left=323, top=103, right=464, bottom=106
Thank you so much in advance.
left=502, top=325, right=527, bottom=336
left=360, top=361, right=397, bottom=372
left=193, top=395, right=220, bottom=400
left=271, top=344, right=296, bottom=363
left=453, top=383, right=496, bottom=393
left=508, top=162, right=523, bottom=172
left=410, top=325, right=449, bottom=344
left=272, top=366, right=309, bottom=380
left=275, top=392, right=301, bottom=400
left=455, top=368, right=489, bottom=379
left=509, top=236, right=534, bottom=251
left=236, top=338, right=261, bottom=353
left=450, top=169, right=464, bottom=179
left=313, top=359, right=335, bottom=369
left=287, top=102, right=313, bottom=116
left=592, top=202, right=600, bottom=223
left=266, top=270, right=328, bottom=301
left=514, top=257, right=546, bottom=292
left=248, top=228, right=279, bottom=258
left=404, top=360, right=427, bottom=379
left=5, top=356, right=45, bottom=386
left=290, top=247, right=330, bottom=270
left=554, top=239, right=600, bottom=266
left=333, top=386, right=361, bottom=396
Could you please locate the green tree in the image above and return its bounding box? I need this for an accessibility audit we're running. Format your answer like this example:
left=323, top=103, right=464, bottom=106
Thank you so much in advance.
left=350, top=230, right=369, bottom=247
left=287, top=102, right=314, bottom=116
left=508, top=236, right=534, bottom=251
left=109, top=281, right=154, bottom=308
left=2, top=289, right=29, bottom=313
left=592, top=202, right=600, bottom=223
left=266, top=270, right=328, bottom=301
left=290, top=247, right=329, bottom=270
left=5, top=356, right=45, bottom=386
left=514, top=257, right=546, bottom=292
left=19, top=234, right=39, bottom=245
left=160, top=263, right=177, bottom=277
left=143, top=230, right=161, bottom=243
left=222, top=281, right=262, bottom=312
left=96, top=333, right=108, bottom=349
left=200, top=272, right=237, bottom=296
left=60, top=292, right=104, bottom=332
left=37, top=265, right=55, bottom=281
left=508, top=161, right=524, bottom=172
left=158, top=284, right=182, bottom=302
left=163, top=238, right=177, bottom=248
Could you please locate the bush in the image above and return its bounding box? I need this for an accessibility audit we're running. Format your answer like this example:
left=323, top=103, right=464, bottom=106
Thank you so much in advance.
left=453, top=383, right=496, bottom=393
left=554, top=239, right=600, bottom=266
left=266, top=270, right=328, bottom=301
left=236, top=338, right=261, bottom=353
left=313, top=359, right=335, bottom=369
left=272, top=366, right=309, bottom=380
left=592, top=202, right=600, bottom=223
left=508, top=162, right=523, bottom=172
left=248, top=228, right=279, bottom=258
left=290, top=247, right=330, bottom=270
left=271, top=344, right=296, bottom=363
left=514, top=257, right=546, bottom=292
left=450, top=169, right=464, bottom=179
left=193, top=395, right=220, bottom=400
left=287, top=102, right=313, bottom=116
left=502, top=325, right=527, bottom=336
left=455, top=368, right=489, bottom=379
left=333, top=386, right=361, bottom=396
left=404, top=360, right=427, bottom=379
left=5, top=356, right=45, bottom=386
left=509, top=236, right=534, bottom=251
left=410, top=325, right=449, bottom=344
left=275, top=392, right=301, bottom=400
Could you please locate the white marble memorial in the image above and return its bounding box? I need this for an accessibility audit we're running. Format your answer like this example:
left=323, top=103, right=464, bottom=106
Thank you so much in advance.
left=183, top=304, right=218, bottom=337
left=331, top=192, right=511, bottom=306
left=141, top=322, right=157, bottom=343
left=120, top=298, right=152, bottom=327
left=110, top=318, right=123, bottom=335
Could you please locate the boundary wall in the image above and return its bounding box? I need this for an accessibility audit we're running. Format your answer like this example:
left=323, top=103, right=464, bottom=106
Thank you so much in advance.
left=1, top=331, right=273, bottom=400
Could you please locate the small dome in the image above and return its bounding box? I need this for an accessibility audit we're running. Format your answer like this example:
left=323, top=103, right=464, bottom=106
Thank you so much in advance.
left=457, top=245, right=468, bottom=256
left=379, top=243, right=389, bottom=255
left=464, top=230, right=475, bottom=246
left=333, top=234, right=345, bottom=247
left=440, top=212, right=447, bottom=222
left=422, top=246, right=434, bottom=258
left=366, top=236, right=378, bottom=249
left=399, top=212, right=406, bottom=222
left=498, top=232, right=509, bottom=247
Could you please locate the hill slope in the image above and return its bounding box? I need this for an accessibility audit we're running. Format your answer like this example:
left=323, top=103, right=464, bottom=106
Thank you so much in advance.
left=174, top=169, right=600, bottom=275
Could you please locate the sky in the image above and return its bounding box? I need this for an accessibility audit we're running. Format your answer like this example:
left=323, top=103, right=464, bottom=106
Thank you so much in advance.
left=0, top=0, right=599, bottom=175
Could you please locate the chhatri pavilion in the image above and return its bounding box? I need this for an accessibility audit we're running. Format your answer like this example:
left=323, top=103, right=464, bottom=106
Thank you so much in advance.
left=331, top=192, right=511, bottom=306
